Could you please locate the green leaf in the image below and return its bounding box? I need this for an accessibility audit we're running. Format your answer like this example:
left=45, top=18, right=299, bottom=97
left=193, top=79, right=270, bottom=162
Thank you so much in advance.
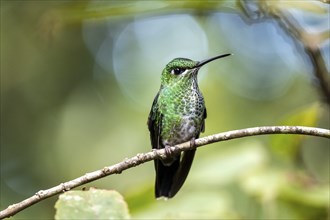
left=55, top=188, right=130, bottom=219
left=270, top=103, right=320, bottom=161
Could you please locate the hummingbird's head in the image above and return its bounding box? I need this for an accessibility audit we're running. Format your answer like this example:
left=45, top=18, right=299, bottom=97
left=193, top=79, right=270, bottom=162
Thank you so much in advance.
left=161, top=54, right=231, bottom=87
left=161, top=58, right=198, bottom=86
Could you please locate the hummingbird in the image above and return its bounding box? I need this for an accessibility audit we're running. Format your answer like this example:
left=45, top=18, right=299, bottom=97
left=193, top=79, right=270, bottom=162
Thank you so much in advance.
left=147, top=53, right=231, bottom=198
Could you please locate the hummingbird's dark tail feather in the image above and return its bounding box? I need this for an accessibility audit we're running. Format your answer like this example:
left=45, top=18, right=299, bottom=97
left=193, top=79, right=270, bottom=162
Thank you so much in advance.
left=169, top=149, right=196, bottom=197
left=155, top=158, right=180, bottom=198
left=155, top=149, right=196, bottom=198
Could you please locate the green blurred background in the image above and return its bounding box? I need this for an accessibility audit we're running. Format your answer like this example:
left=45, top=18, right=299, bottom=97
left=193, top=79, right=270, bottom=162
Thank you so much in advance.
left=1, top=1, right=329, bottom=219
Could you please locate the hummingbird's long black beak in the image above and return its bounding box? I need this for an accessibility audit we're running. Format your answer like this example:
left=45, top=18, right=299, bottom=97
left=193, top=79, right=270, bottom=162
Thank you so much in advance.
left=195, top=53, right=231, bottom=68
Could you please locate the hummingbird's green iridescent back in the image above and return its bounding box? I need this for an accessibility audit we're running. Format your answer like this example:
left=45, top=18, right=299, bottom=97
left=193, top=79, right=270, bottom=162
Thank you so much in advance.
left=148, top=54, right=231, bottom=198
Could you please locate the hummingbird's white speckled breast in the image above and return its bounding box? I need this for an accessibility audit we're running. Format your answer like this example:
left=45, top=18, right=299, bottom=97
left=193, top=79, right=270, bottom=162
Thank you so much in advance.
left=161, top=99, right=205, bottom=146
left=159, top=76, right=205, bottom=146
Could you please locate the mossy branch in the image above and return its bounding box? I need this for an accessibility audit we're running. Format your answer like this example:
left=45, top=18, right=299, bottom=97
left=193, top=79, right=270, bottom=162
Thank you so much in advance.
left=1, top=126, right=329, bottom=219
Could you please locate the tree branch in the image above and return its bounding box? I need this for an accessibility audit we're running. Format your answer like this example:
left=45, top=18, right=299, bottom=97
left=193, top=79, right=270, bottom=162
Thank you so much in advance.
left=1, top=126, right=329, bottom=219
left=239, top=1, right=330, bottom=104
left=272, top=9, right=330, bottom=104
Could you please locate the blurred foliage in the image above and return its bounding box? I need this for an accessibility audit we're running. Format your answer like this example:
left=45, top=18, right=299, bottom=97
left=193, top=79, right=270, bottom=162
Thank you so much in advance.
left=1, top=0, right=329, bottom=219
left=55, top=189, right=130, bottom=219
left=271, top=103, right=320, bottom=162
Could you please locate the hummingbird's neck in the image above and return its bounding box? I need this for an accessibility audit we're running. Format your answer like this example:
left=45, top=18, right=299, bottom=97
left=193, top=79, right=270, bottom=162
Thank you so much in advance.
left=182, top=75, right=199, bottom=93
left=161, top=75, right=200, bottom=98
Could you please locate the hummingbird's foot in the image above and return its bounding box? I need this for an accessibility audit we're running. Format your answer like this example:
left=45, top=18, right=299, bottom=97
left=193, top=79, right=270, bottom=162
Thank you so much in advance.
left=161, top=145, right=178, bottom=166
left=164, top=145, right=175, bottom=158
left=190, top=137, right=196, bottom=148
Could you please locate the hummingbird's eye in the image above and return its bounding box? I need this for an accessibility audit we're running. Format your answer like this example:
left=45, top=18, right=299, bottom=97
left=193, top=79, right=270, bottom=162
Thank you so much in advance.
left=171, top=68, right=185, bottom=75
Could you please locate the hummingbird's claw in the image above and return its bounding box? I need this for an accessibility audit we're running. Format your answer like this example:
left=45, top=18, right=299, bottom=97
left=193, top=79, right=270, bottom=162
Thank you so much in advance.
left=161, top=145, right=178, bottom=166
left=164, top=145, right=174, bottom=158
left=190, top=137, right=196, bottom=148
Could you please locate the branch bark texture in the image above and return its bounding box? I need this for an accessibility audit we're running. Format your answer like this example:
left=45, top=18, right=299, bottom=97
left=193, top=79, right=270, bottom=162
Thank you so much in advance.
left=1, top=126, right=329, bottom=219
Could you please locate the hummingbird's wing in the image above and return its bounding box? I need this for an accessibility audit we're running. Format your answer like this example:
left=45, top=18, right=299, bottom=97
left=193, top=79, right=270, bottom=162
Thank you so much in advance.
left=201, top=108, right=207, bottom=132
left=148, top=93, right=178, bottom=197
left=147, top=92, right=161, bottom=150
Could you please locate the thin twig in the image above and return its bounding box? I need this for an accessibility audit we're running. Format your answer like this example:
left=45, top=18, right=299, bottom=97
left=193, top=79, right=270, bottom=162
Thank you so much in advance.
left=0, top=126, right=329, bottom=219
